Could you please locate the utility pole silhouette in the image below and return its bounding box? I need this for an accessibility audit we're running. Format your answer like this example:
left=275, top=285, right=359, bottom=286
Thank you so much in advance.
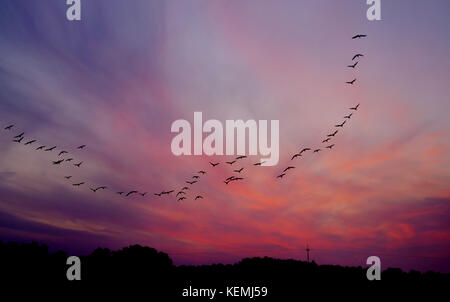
left=306, top=245, right=311, bottom=263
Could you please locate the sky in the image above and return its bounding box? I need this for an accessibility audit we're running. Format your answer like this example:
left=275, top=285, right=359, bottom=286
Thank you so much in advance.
left=0, top=0, right=449, bottom=273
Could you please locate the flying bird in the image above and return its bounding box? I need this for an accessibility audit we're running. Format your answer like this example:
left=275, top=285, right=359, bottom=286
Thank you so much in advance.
left=192, top=175, right=200, bottom=179
left=291, top=153, right=301, bottom=160
left=198, top=171, right=206, bottom=175
left=13, top=137, right=24, bottom=143
left=209, top=162, right=220, bottom=167
left=162, top=190, right=174, bottom=195
left=176, top=191, right=186, bottom=197
left=77, top=145, right=86, bottom=149
left=181, top=187, right=189, bottom=191
left=45, top=146, right=56, bottom=151
left=36, top=146, right=45, bottom=150
left=346, top=79, right=356, bottom=85
left=322, top=138, right=331, bottom=143
left=335, top=121, right=346, bottom=128
left=253, top=161, right=265, bottom=166
left=344, top=113, right=353, bottom=119
left=14, top=132, right=24, bottom=139
left=96, top=186, right=107, bottom=190
left=347, top=62, right=358, bottom=68
left=327, top=130, right=338, bottom=137
left=72, top=182, right=85, bottom=187
left=154, top=192, right=162, bottom=197
left=178, top=197, right=187, bottom=202
left=313, top=149, right=321, bottom=153
left=234, top=168, right=244, bottom=173
left=74, top=162, right=83, bottom=167
left=4, top=125, right=13, bottom=130
left=58, top=151, right=68, bottom=156
left=283, top=166, right=295, bottom=172
left=277, top=173, right=286, bottom=179
left=326, top=144, right=335, bottom=149
left=300, top=148, right=311, bottom=154
left=126, top=190, right=138, bottom=197
left=65, top=158, right=73, bottom=162
left=195, top=196, right=203, bottom=200
left=233, top=177, right=244, bottom=181
left=352, top=54, right=364, bottom=60
left=225, top=176, right=236, bottom=182
left=64, top=176, right=72, bottom=179
left=24, top=140, right=36, bottom=145
left=350, top=104, right=360, bottom=111
left=90, top=188, right=99, bottom=193
left=235, top=155, right=247, bottom=160
left=52, top=159, right=64, bottom=165
left=352, top=34, right=367, bottom=39
left=186, top=180, right=197, bottom=185
left=226, top=160, right=236, bottom=165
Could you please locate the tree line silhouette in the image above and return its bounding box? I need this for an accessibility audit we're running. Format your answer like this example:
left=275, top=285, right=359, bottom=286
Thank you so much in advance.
left=0, top=240, right=447, bottom=298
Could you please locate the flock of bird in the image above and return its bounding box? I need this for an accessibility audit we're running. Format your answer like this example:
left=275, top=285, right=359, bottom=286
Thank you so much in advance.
left=275, top=34, right=366, bottom=179
left=2, top=34, right=366, bottom=202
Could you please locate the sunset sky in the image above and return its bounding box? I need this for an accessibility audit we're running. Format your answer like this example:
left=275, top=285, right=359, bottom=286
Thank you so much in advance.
left=0, top=0, right=449, bottom=273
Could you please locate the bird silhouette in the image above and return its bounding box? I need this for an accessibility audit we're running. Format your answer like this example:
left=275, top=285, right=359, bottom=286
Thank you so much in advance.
left=64, top=176, right=72, bottom=179
left=74, top=162, right=83, bottom=167
left=352, top=54, right=364, bottom=60
left=178, top=197, right=187, bottom=201
left=233, top=177, right=244, bottom=181
left=186, top=180, right=197, bottom=185
left=209, top=162, right=220, bottom=167
left=36, top=145, right=45, bottom=150
left=77, top=145, right=86, bottom=149
left=225, top=176, right=235, bottom=182
left=65, top=158, right=73, bottom=162
left=235, top=155, right=247, bottom=160
left=58, top=151, right=68, bottom=156
left=253, top=161, right=265, bottom=166
left=72, top=182, right=85, bottom=187
left=192, top=175, right=200, bottom=179
left=126, top=191, right=138, bottom=197
left=313, top=149, right=321, bottom=153
left=176, top=191, right=186, bottom=197
left=24, top=140, right=36, bottom=145
left=52, top=159, right=64, bottom=165
left=335, top=121, right=346, bottom=127
left=195, top=195, right=203, bottom=200
left=90, top=188, right=99, bottom=193
left=45, top=146, right=56, bottom=151
left=326, top=144, right=335, bottom=149
left=13, top=137, right=24, bottom=143
left=352, top=34, right=367, bottom=39
left=277, top=173, right=286, bottom=179
left=344, top=113, right=353, bottom=119
left=226, top=160, right=236, bottom=165
left=14, top=132, right=24, bottom=139
left=96, top=186, right=107, bottom=190
left=181, top=187, right=189, bottom=191
left=4, top=125, right=13, bottom=130
left=198, top=171, right=206, bottom=175
left=346, top=79, right=356, bottom=85
left=347, top=62, right=358, bottom=68
left=283, top=166, right=295, bottom=172
left=300, top=148, right=311, bottom=154
left=154, top=192, right=162, bottom=197
left=234, top=168, right=244, bottom=173
left=162, top=190, right=174, bottom=195
left=327, top=130, right=338, bottom=137
left=350, top=104, right=360, bottom=111
left=322, top=138, right=331, bottom=143
left=291, top=153, right=301, bottom=160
